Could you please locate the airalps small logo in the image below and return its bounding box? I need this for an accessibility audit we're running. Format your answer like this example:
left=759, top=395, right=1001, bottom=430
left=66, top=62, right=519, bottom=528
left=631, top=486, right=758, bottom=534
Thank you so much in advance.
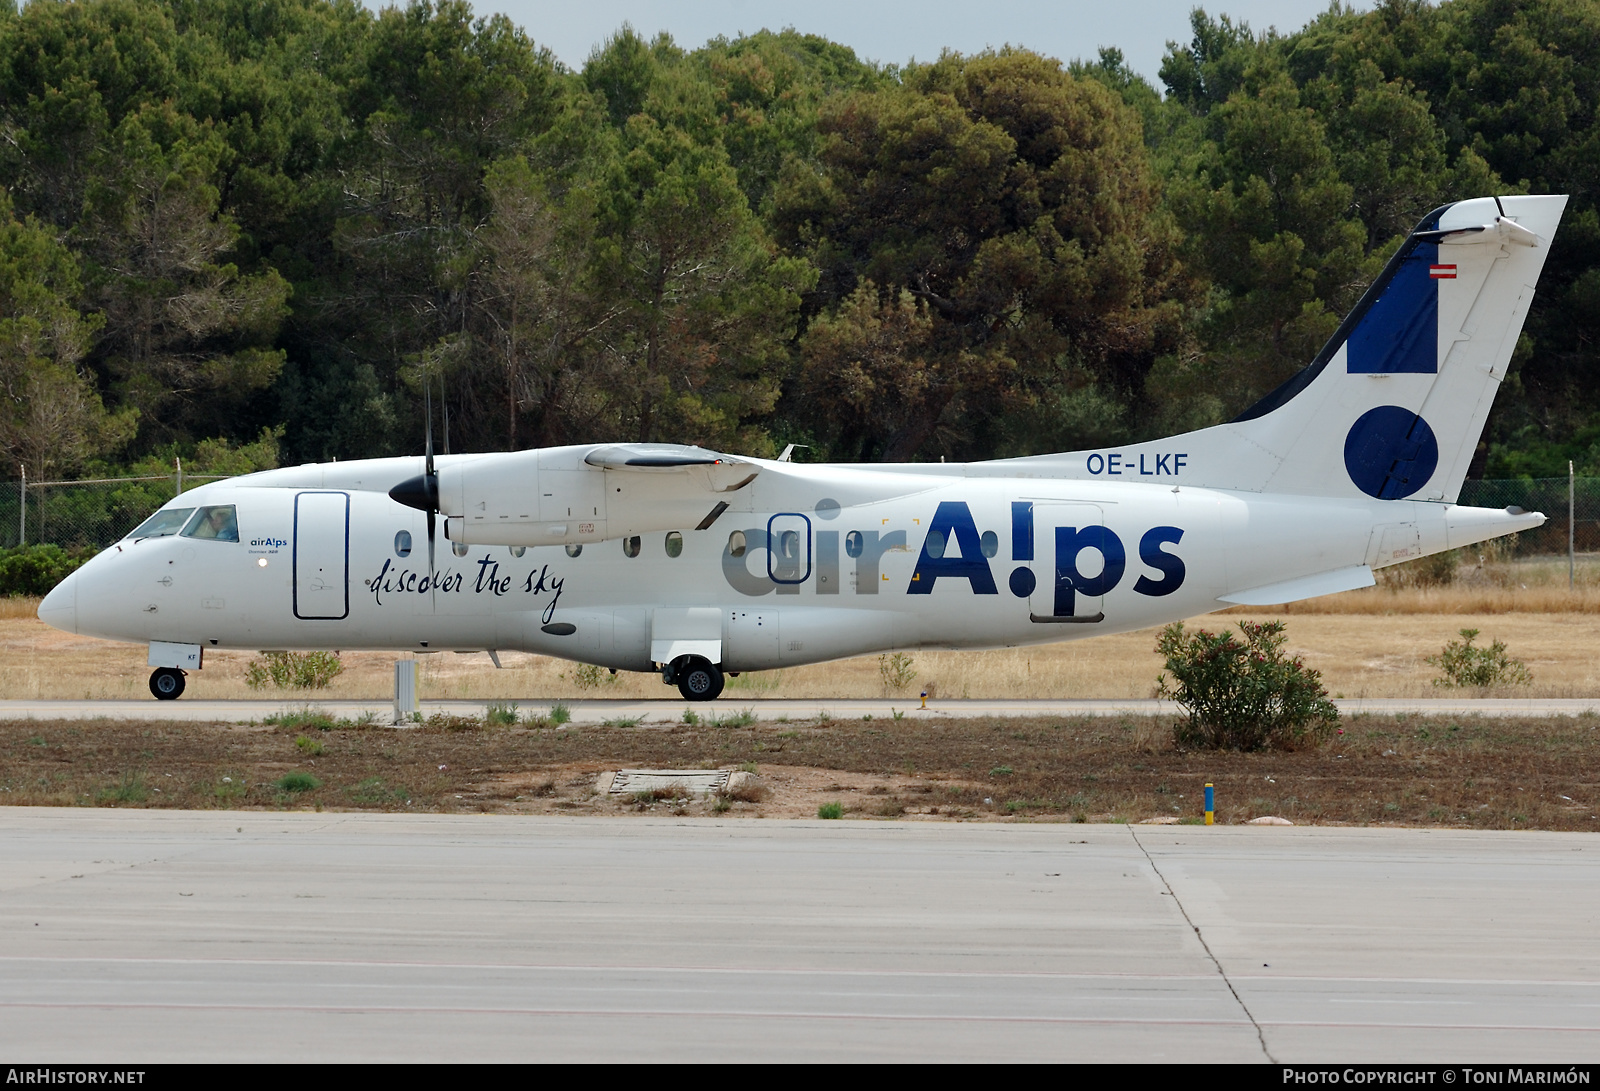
left=251, top=537, right=288, bottom=548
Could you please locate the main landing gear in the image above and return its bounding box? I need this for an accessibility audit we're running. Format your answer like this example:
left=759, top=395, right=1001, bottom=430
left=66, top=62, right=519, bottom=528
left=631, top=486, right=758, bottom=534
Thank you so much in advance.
left=667, top=656, right=724, bottom=702
left=150, top=667, right=186, bottom=700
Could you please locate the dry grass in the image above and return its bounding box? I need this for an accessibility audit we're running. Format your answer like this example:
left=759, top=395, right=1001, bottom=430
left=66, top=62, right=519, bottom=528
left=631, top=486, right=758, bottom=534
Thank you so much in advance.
left=5, top=603, right=1600, bottom=699
left=4, top=712, right=1597, bottom=830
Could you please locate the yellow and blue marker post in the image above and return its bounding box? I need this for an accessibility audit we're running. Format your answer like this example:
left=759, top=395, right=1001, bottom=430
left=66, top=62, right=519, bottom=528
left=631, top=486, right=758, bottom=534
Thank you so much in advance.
left=1204, top=783, right=1215, bottom=826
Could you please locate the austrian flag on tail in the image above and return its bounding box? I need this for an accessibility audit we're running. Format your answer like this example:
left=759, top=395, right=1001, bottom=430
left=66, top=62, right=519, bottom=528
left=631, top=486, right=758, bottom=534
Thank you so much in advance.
left=1430, top=264, right=1457, bottom=278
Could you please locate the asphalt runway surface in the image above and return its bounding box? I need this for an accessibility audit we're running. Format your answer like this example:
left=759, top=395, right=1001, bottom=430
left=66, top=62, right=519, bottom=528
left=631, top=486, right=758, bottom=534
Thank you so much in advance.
left=3, top=696, right=1599, bottom=722
left=2, top=810, right=1597, bottom=1062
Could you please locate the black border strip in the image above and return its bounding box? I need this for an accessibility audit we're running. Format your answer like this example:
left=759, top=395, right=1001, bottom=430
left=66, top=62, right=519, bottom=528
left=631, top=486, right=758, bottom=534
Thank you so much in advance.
left=1229, top=204, right=1453, bottom=423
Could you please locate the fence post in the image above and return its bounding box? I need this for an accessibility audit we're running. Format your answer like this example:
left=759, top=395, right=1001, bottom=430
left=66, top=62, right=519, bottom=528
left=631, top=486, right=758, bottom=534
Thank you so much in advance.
left=18, top=463, right=24, bottom=547
left=1571, top=460, right=1576, bottom=591
left=174, top=456, right=183, bottom=497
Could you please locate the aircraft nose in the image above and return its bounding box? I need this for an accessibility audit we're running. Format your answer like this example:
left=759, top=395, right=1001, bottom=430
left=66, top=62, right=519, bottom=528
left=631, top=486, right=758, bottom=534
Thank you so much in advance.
left=37, top=570, right=77, bottom=634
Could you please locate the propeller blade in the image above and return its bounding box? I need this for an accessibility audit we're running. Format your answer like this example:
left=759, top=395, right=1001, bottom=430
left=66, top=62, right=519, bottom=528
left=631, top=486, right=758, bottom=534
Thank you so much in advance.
left=426, top=508, right=436, bottom=577
left=424, top=377, right=435, bottom=478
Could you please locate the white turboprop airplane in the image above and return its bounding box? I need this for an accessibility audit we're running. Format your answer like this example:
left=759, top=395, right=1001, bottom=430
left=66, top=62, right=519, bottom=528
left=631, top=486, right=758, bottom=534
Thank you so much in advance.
left=37, top=195, right=1566, bottom=701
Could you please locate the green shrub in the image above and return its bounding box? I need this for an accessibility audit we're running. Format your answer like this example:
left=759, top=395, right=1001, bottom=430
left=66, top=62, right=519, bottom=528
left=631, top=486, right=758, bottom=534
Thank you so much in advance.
left=293, top=734, right=323, bottom=755
left=245, top=651, right=344, bottom=690
left=1155, top=620, right=1338, bottom=751
left=549, top=702, right=571, bottom=725
left=0, top=544, right=93, bottom=597
left=1427, top=628, right=1533, bottom=688
left=817, top=801, right=844, bottom=819
left=486, top=701, right=518, bottom=725
left=275, top=772, right=321, bottom=793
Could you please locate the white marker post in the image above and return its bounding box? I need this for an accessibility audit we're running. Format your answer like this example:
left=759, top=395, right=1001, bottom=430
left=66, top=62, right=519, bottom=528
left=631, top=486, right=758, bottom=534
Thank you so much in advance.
left=394, top=660, right=418, bottom=722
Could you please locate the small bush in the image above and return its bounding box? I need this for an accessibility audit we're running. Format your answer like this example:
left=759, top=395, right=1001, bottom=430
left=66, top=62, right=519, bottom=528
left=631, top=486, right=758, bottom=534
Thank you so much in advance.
left=1427, top=628, right=1533, bottom=688
left=294, top=734, right=323, bottom=755
left=1155, top=620, right=1338, bottom=751
left=549, top=702, right=571, bottom=725
left=245, top=651, right=344, bottom=690
left=275, top=772, right=321, bottom=793
left=817, top=801, right=844, bottom=819
left=571, top=663, right=614, bottom=690
left=710, top=708, right=755, bottom=728
left=486, top=701, right=518, bottom=725
left=878, top=652, right=917, bottom=693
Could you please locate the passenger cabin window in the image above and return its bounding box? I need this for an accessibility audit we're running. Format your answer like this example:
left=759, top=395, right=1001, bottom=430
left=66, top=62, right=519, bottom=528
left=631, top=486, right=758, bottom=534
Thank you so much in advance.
left=395, top=530, right=412, bottom=558
left=509, top=545, right=526, bottom=558
left=565, top=543, right=583, bottom=558
left=845, top=530, right=864, bottom=558
left=980, top=530, right=999, bottom=558
left=925, top=529, right=946, bottom=559
left=779, top=529, right=800, bottom=560
left=181, top=506, right=239, bottom=542
left=623, top=536, right=641, bottom=558
left=727, top=530, right=747, bottom=557
left=665, top=531, right=683, bottom=558
left=129, top=508, right=195, bottom=539
left=451, top=540, right=469, bottom=557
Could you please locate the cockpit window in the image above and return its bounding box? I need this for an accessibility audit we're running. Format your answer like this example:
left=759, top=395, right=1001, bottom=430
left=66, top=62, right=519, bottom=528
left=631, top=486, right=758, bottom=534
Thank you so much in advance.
left=181, top=505, right=239, bottom=542
left=128, top=508, right=195, bottom=539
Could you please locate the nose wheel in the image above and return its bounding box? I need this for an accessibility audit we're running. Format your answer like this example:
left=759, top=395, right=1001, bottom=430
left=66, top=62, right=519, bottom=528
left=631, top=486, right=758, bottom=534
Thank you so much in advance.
left=149, top=667, right=186, bottom=701
left=673, top=657, right=724, bottom=702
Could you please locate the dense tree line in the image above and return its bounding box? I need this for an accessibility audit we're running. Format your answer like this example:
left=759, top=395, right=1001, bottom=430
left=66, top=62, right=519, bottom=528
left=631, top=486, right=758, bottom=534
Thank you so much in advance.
left=0, top=0, right=1594, bottom=480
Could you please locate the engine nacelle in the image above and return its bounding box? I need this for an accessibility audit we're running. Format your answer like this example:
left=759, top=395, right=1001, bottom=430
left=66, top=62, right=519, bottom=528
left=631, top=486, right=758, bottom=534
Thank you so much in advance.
left=437, top=443, right=757, bottom=546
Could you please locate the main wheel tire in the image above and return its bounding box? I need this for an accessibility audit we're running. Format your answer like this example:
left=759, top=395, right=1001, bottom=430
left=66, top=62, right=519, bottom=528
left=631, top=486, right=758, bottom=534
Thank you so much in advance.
left=675, top=658, right=724, bottom=701
left=149, top=667, right=186, bottom=701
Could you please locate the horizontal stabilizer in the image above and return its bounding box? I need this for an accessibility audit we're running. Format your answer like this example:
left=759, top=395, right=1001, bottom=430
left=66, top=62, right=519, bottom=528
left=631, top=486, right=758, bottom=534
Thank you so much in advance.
left=1220, top=565, right=1375, bottom=605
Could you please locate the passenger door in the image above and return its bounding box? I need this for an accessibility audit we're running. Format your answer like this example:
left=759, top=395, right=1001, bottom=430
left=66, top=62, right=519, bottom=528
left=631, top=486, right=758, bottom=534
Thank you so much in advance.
left=294, top=491, right=349, bottom=620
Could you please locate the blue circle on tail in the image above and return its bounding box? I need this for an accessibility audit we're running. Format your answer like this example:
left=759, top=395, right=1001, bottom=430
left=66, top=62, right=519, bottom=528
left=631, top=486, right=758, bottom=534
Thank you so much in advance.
left=1344, top=406, right=1439, bottom=499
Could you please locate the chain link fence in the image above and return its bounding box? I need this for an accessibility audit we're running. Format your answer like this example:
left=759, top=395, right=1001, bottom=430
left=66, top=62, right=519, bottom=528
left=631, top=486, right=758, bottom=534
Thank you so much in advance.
left=0, top=471, right=227, bottom=551
left=0, top=473, right=1594, bottom=556
left=1456, top=477, right=1600, bottom=556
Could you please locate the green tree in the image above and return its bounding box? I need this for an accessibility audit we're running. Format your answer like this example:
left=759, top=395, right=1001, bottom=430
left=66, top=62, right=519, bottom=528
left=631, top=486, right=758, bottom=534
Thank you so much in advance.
left=0, top=193, right=132, bottom=478
left=779, top=48, right=1193, bottom=460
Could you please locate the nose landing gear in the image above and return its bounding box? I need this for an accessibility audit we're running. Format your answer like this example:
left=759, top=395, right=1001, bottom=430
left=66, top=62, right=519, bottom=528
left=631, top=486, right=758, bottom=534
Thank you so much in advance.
left=149, top=667, right=186, bottom=700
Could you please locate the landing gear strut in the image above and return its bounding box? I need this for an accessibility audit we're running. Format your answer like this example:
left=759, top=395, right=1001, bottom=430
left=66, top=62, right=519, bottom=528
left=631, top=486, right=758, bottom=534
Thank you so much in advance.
left=150, top=667, right=186, bottom=701
left=670, top=656, right=724, bottom=702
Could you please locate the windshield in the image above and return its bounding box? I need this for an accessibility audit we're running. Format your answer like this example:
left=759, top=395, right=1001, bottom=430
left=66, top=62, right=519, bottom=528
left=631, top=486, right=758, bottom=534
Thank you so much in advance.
left=127, top=508, right=195, bottom=540
left=181, top=505, right=239, bottom=543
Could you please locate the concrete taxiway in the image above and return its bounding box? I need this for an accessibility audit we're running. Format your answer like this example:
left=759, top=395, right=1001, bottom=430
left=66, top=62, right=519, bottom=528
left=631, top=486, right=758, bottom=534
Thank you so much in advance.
left=2, top=696, right=1598, bottom=722
left=2, top=809, right=1597, bottom=1061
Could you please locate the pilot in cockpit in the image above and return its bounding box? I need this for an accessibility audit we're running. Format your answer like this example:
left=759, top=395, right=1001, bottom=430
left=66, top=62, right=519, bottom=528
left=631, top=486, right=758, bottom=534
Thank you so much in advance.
left=187, top=505, right=239, bottom=542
